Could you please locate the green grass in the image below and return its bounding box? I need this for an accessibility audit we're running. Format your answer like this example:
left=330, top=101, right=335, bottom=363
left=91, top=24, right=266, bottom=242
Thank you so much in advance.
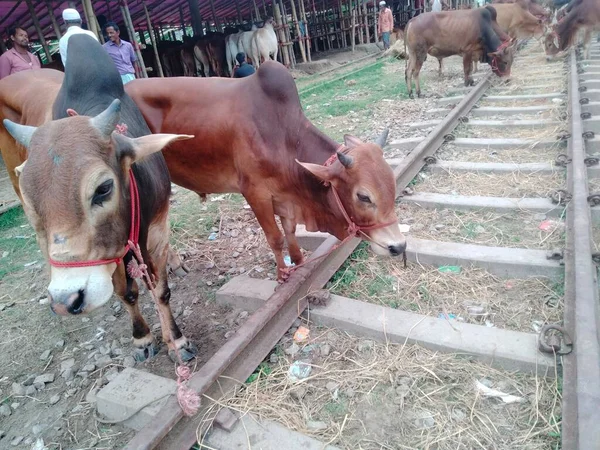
left=327, top=242, right=370, bottom=290
left=0, top=207, right=39, bottom=280
left=298, top=59, right=410, bottom=139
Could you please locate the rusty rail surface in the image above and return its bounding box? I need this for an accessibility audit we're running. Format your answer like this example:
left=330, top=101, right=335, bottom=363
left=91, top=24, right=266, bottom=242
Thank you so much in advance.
left=123, top=70, right=495, bottom=450
left=561, top=48, right=600, bottom=450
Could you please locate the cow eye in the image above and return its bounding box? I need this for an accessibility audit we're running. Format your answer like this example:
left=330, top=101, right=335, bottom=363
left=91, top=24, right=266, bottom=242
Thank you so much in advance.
left=92, top=179, right=114, bottom=206
left=357, top=193, right=372, bottom=203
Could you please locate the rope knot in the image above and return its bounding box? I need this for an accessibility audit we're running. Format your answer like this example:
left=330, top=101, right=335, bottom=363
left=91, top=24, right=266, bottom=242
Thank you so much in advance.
left=126, top=258, right=147, bottom=279
left=176, top=365, right=201, bottom=416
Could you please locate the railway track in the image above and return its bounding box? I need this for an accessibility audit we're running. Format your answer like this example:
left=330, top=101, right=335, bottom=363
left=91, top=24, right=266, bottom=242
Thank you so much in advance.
left=123, top=41, right=599, bottom=449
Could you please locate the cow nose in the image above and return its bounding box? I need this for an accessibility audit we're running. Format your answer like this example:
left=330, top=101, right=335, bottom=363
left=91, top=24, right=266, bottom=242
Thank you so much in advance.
left=48, top=289, right=86, bottom=315
left=388, top=243, right=406, bottom=256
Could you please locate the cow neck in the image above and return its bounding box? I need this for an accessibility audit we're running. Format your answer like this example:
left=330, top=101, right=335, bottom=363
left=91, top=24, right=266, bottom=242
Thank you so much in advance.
left=47, top=169, right=141, bottom=268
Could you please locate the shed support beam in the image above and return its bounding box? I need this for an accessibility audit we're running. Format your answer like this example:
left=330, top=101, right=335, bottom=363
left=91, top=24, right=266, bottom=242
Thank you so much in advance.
left=144, top=1, right=164, bottom=77
left=120, top=0, right=148, bottom=78
left=46, top=0, right=62, bottom=39
left=187, top=0, right=204, bottom=36
left=25, top=0, right=52, bottom=62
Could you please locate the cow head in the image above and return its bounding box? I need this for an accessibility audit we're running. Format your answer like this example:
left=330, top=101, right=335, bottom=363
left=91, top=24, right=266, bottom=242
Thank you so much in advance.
left=544, top=30, right=560, bottom=55
left=296, top=130, right=407, bottom=257
left=489, top=38, right=517, bottom=77
left=3, top=100, right=192, bottom=316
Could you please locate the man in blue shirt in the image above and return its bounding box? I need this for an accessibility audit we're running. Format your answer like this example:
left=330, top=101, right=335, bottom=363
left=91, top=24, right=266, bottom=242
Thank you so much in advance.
left=233, top=52, right=255, bottom=78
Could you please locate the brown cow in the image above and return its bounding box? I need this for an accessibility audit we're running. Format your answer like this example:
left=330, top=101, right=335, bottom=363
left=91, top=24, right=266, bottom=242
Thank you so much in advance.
left=493, top=0, right=550, bottom=20
left=491, top=2, right=547, bottom=38
left=125, top=61, right=407, bottom=279
left=544, top=0, right=600, bottom=59
left=1, top=35, right=195, bottom=362
left=404, top=8, right=516, bottom=97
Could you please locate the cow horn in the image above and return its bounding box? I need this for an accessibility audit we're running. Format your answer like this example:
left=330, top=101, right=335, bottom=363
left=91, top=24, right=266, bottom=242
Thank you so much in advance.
left=91, top=99, right=122, bottom=138
left=337, top=151, right=354, bottom=168
left=375, top=128, right=389, bottom=148
left=2, top=119, right=37, bottom=148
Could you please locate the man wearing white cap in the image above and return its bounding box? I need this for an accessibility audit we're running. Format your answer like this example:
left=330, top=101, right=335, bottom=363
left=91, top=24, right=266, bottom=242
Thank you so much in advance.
left=59, top=8, right=98, bottom=68
left=378, top=1, right=394, bottom=50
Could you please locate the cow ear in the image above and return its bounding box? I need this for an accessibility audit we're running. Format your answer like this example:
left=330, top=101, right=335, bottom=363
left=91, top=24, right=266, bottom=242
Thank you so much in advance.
left=119, top=133, right=194, bottom=165
left=14, top=160, right=27, bottom=178
left=343, top=134, right=364, bottom=149
left=295, top=159, right=332, bottom=182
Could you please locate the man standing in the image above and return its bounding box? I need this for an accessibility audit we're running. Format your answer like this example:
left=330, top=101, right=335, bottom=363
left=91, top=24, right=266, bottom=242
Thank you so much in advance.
left=103, top=22, right=141, bottom=84
left=0, top=27, right=41, bottom=79
left=378, top=1, right=394, bottom=51
left=233, top=52, right=256, bottom=78
left=59, top=8, right=98, bottom=67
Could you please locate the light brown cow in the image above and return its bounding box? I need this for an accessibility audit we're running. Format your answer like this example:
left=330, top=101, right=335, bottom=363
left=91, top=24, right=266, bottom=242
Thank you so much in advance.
left=493, top=0, right=551, bottom=20
left=492, top=1, right=547, bottom=38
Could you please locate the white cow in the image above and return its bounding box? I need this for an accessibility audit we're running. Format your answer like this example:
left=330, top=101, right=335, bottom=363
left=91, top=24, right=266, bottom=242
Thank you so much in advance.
left=225, top=31, right=244, bottom=76
left=250, top=18, right=278, bottom=68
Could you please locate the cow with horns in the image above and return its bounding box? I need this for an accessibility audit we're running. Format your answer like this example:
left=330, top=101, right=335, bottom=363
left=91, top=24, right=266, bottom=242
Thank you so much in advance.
left=124, top=61, right=407, bottom=280
left=544, top=0, right=600, bottom=59
left=1, top=35, right=196, bottom=363
left=404, top=7, right=517, bottom=97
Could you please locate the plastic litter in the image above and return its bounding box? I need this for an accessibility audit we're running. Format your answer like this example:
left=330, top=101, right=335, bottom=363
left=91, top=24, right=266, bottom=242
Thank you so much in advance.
left=399, top=224, right=411, bottom=233
left=438, top=265, right=461, bottom=274
left=438, top=313, right=456, bottom=320
left=284, top=255, right=295, bottom=266
left=288, top=361, right=312, bottom=381
left=293, top=326, right=310, bottom=343
left=207, top=232, right=218, bottom=241
left=475, top=380, right=524, bottom=403
left=538, top=220, right=556, bottom=231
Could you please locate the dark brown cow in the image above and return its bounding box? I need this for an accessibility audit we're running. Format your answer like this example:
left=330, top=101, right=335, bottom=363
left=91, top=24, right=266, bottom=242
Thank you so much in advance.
left=491, top=1, right=547, bottom=38
left=405, top=8, right=517, bottom=97
left=1, top=35, right=195, bottom=362
left=544, top=0, right=600, bottom=58
left=125, top=61, right=407, bottom=280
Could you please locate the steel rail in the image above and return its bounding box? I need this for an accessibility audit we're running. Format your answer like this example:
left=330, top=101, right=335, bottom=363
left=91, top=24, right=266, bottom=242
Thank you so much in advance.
left=123, top=69, right=496, bottom=450
left=561, top=48, right=600, bottom=450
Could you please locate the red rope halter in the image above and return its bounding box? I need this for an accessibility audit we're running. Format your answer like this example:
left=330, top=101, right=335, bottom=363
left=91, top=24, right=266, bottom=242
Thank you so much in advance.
left=48, top=169, right=140, bottom=268
left=490, top=39, right=512, bottom=77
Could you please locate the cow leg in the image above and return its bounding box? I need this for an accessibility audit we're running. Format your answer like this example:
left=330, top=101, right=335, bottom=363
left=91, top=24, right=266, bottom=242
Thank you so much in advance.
left=463, top=54, right=474, bottom=87
left=583, top=29, right=592, bottom=60
left=414, top=58, right=425, bottom=98
left=149, top=221, right=197, bottom=362
left=113, top=263, right=159, bottom=361
left=405, top=59, right=413, bottom=98
left=437, top=58, right=443, bottom=77
left=281, top=217, right=304, bottom=266
left=243, top=189, right=287, bottom=279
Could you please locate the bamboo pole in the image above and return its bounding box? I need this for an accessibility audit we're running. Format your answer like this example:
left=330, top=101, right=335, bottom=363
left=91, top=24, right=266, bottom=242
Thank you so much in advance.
left=280, top=0, right=295, bottom=67
left=120, top=0, right=148, bottom=77
left=262, top=0, right=268, bottom=17
left=273, top=3, right=290, bottom=66
left=362, top=0, right=370, bottom=43
left=105, top=0, right=113, bottom=20
left=80, top=0, right=91, bottom=31
left=373, top=1, right=379, bottom=43
left=179, top=7, right=187, bottom=36
left=143, top=1, right=164, bottom=77
left=338, top=0, right=347, bottom=49
left=252, top=0, right=261, bottom=19
left=187, top=0, right=204, bottom=36
left=289, top=0, right=306, bottom=63
left=299, top=0, right=311, bottom=61
left=208, top=0, right=222, bottom=31
left=46, top=0, right=62, bottom=39
left=84, top=0, right=104, bottom=43
left=351, top=8, right=355, bottom=51
left=25, top=0, right=52, bottom=62
left=234, top=0, right=243, bottom=22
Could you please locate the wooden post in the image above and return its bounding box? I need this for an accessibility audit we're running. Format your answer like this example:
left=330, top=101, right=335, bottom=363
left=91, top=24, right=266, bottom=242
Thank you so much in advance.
left=46, top=0, right=62, bottom=39
left=252, top=0, right=261, bottom=19
left=374, top=1, right=379, bottom=43
left=179, top=7, right=187, bottom=36
left=289, top=0, right=306, bottom=63
left=85, top=0, right=104, bottom=43
left=208, top=0, right=222, bottom=31
left=105, top=0, right=113, bottom=20
left=351, top=8, right=355, bottom=51
left=280, top=0, right=295, bottom=67
left=187, top=0, right=204, bottom=36
left=273, top=3, right=290, bottom=66
left=363, top=1, right=370, bottom=43
left=25, top=0, right=52, bottom=62
left=338, top=0, right=347, bottom=48
left=120, top=0, right=148, bottom=78
left=299, top=0, right=311, bottom=61
left=144, top=1, right=164, bottom=77
left=263, top=0, right=268, bottom=16
left=234, top=0, right=243, bottom=22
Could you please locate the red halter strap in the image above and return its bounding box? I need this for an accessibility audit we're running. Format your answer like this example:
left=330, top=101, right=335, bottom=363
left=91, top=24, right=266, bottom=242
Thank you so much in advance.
left=48, top=169, right=140, bottom=268
left=491, top=39, right=511, bottom=77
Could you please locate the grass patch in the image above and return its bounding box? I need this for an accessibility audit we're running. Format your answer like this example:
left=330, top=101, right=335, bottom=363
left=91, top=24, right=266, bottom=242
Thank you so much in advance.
left=0, top=207, right=39, bottom=280
left=299, top=59, right=409, bottom=123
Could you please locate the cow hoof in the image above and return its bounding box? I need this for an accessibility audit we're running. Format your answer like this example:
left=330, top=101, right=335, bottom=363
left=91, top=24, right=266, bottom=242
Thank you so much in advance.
left=173, top=263, right=190, bottom=278
left=408, top=92, right=414, bottom=99
left=168, top=341, right=197, bottom=363
left=417, top=92, right=422, bottom=98
left=133, top=341, right=161, bottom=362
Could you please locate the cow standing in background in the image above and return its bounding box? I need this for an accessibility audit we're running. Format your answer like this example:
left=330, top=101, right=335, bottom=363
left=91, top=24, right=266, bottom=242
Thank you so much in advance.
left=544, top=0, right=600, bottom=59
left=404, top=7, right=516, bottom=97
left=490, top=1, right=547, bottom=38
left=1, top=35, right=196, bottom=363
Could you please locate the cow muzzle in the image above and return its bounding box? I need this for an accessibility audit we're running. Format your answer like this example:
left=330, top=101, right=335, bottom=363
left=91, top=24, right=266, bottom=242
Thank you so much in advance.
left=47, top=265, right=116, bottom=315
left=368, top=223, right=407, bottom=257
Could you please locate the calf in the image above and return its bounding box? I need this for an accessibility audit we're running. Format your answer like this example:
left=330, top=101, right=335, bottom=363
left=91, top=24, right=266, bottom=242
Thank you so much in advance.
left=1, top=35, right=195, bottom=363
left=405, top=8, right=516, bottom=97
left=125, top=61, right=407, bottom=280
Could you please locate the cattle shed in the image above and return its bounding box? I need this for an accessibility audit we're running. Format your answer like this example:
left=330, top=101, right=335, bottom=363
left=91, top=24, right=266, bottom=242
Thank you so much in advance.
left=0, top=0, right=480, bottom=75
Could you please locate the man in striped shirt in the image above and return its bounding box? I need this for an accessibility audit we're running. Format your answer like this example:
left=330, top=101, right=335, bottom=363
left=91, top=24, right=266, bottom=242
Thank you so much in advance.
left=378, top=1, right=394, bottom=50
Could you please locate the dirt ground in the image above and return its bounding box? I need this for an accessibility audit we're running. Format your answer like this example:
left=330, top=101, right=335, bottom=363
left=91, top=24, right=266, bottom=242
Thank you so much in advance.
left=0, top=43, right=565, bottom=449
